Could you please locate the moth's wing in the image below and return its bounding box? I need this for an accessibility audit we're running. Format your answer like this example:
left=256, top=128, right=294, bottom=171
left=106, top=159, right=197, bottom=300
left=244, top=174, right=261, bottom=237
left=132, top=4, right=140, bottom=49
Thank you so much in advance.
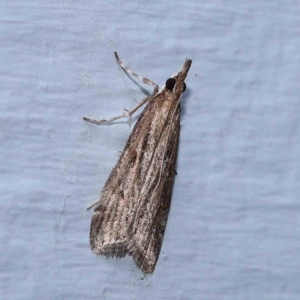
left=127, top=103, right=181, bottom=274
left=90, top=93, right=171, bottom=258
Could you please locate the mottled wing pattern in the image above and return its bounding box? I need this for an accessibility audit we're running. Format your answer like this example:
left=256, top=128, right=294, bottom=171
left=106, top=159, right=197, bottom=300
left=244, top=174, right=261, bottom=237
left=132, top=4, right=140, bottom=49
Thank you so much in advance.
left=90, top=90, right=180, bottom=273
left=128, top=102, right=180, bottom=273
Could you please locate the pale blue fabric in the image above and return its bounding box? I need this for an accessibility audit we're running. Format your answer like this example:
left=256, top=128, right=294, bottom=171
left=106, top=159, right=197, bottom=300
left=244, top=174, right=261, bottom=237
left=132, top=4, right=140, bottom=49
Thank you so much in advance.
left=1, top=1, right=300, bottom=299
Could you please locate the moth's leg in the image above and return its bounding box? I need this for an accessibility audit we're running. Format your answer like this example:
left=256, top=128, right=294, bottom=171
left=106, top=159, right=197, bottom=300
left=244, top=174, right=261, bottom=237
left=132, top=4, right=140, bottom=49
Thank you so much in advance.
left=114, top=52, right=157, bottom=87
left=83, top=84, right=159, bottom=126
left=83, top=52, right=159, bottom=126
left=86, top=199, right=101, bottom=210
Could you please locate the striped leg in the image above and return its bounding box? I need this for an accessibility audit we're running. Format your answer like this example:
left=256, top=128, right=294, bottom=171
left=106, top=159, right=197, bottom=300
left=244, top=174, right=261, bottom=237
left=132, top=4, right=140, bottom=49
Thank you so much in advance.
left=83, top=52, right=159, bottom=126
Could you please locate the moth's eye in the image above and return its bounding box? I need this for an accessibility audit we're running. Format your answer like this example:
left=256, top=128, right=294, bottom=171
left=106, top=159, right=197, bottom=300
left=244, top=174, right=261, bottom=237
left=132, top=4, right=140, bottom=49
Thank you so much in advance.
left=182, top=82, right=186, bottom=92
left=165, top=78, right=176, bottom=90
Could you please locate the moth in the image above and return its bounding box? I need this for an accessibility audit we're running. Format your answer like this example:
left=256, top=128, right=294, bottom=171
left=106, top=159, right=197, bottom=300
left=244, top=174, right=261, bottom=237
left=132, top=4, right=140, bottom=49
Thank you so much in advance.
left=83, top=52, right=192, bottom=273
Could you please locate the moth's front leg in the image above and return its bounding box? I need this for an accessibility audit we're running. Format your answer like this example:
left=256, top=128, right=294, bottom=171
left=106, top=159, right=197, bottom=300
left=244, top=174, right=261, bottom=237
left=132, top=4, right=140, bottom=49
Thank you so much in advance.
left=83, top=85, right=159, bottom=126
left=83, top=52, right=159, bottom=126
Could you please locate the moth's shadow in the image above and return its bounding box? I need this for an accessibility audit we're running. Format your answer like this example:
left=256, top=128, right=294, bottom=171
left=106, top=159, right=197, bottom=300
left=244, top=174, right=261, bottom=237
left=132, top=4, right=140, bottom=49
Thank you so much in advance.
left=106, top=69, right=151, bottom=126
left=121, top=68, right=152, bottom=97
left=180, top=88, right=192, bottom=117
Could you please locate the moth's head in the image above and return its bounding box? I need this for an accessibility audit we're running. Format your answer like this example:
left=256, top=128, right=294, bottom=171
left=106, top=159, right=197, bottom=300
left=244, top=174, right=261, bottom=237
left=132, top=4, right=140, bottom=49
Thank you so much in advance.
left=164, top=59, right=192, bottom=95
left=164, top=75, right=186, bottom=94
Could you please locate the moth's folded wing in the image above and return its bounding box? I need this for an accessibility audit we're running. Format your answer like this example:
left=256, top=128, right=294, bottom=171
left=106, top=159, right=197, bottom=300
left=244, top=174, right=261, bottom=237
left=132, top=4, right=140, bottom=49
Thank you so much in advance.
left=127, top=169, right=177, bottom=273
left=89, top=101, right=161, bottom=259
left=90, top=197, right=130, bottom=258
left=128, top=106, right=180, bottom=273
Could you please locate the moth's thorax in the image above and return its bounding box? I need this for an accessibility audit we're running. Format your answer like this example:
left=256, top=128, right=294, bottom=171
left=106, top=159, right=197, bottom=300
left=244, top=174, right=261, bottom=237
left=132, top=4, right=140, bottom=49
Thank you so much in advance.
left=164, top=89, right=176, bottom=101
left=154, top=91, right=175, bottom=114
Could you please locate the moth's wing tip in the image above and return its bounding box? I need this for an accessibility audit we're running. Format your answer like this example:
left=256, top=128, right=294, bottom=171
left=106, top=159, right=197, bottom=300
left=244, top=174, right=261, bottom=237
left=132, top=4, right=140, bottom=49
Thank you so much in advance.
left=128, top=242, right=156, bottom=274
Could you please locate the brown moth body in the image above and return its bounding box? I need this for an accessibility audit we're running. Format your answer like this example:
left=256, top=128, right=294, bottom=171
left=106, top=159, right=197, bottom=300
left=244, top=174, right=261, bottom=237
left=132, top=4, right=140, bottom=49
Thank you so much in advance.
left=84, top=53, right=192, bottom=273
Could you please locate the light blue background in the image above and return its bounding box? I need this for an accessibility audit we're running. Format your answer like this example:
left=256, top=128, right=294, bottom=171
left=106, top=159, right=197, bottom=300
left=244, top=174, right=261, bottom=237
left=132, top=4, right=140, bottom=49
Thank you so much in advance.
left=1, top=1, right=300, bottom=299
